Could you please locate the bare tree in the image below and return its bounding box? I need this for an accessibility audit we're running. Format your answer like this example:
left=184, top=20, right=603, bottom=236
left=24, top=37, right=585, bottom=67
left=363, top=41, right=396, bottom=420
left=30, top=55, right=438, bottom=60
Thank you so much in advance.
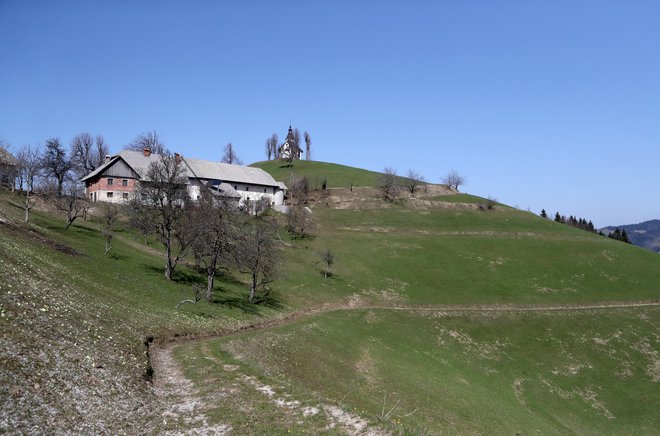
left=129, top=151, right=191, bottom=280
left=442, top=169, right=465, bottom=191
left=17, top=144, right=42, bottom=192
left=293, top=128, right=301, bottom=154
left=234, top=218, right=278, bottom=304
left=289, top=175, right=310, bottom=205
left=379, top=167, right=399, bottom=201
left=124, top=130, right=165, bottom=155
left=319, top=249, right=335, bottom=278
left=176, top=284, right=204, bottom=309
left=100, top=203, right=119, bottom=255
left=42, top=138, right=71, bottom=197
left=221, top=142, right=242, bottom=165
left=190, top=189, right=238, bottom=301
left=51, top=183, right=90, bottom=229
left=287, top=204, right=314, bottom=239
left=405, top=169, right=425, bottom=196
left=71, top=133, right=110, bottom=179
left=304, top=131, right=312, bottom=161
left=265, top=133, right=278, bottom=161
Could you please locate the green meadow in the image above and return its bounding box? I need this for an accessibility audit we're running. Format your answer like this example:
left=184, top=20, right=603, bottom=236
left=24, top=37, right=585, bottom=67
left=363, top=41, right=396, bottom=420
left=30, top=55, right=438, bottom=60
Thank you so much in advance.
left=1, top=160, right=659, bottom=433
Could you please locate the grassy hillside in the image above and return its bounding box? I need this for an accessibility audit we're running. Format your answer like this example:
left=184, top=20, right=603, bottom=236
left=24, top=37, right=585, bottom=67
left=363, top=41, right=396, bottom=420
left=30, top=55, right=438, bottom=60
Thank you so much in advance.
left=205, top=306, right=659, bottom=434
left=2, top=163, right=659, bottom=434
left=251, top=159, right=387, bottom=188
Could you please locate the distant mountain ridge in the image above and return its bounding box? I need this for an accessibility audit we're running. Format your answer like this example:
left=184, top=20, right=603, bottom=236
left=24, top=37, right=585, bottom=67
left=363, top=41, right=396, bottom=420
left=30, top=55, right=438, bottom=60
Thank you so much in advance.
left=601, top=219, right=660, bottom=253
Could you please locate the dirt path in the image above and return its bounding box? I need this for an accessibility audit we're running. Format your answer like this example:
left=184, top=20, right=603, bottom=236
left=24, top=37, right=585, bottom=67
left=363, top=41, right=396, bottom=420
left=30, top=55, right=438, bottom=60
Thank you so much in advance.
left=150, top=299, right=659, bottom=434
left=151, top=344, right=231, bottom=435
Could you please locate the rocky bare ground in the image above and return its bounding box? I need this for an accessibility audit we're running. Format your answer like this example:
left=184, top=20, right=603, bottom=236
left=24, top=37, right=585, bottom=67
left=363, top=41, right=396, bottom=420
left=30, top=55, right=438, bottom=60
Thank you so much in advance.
left=0, top=230, right=161, bottom=434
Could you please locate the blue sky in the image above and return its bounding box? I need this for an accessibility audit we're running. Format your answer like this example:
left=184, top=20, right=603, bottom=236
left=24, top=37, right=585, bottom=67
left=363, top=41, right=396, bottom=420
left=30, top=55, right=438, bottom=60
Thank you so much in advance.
left=1, top=1, right=659, bottom=226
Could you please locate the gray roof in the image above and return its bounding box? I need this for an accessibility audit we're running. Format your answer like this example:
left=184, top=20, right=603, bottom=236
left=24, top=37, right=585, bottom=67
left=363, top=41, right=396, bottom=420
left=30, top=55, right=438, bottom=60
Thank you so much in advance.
left=182, top=157, right=279, bottom=187
left=80, top=150, right=163, bottom=181
left=0, top=147, right=17, bottom=166
left=116, top=150, right=166, bottom=178
left=81, top=150, right=282, bottom=188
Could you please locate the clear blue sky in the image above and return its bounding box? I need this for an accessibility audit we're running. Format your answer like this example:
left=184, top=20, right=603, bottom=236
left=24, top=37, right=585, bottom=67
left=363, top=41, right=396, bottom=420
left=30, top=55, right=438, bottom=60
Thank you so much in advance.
left=1, top=1, right=659, bottom=227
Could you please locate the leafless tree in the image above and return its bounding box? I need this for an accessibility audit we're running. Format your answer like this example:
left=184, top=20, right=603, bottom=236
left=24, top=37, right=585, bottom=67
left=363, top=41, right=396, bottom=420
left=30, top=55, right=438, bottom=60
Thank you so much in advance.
left=124, top=130, right=165, bottom=155
left=190, top=189, right=239, bottom=301
left=319, top=249, right=335, bottom=278
left=176, top=284, right=205, bottom=309
left=304, top=131, right=312, bottom=161
left=42, top=138, right=72, bottom=197
left=70, top=133, right=110, bottom=179
left=405, top=169, right=425, bottom=196
left=16, top=144, right=42, bottom=192
left=51, top=182, right=90, bottom=229
left=100, top=203, right=119, bottom=255
left=128, top=151, right=191, bottom=280
left=265, top=133, right=278, bottom=160
left=442, top=169, right=465, bottom=191
left=221, top=142, right=242, bottom=165
left=287, top=204, right=314, bottom=239
left=379, top=167, right=399, bottom=201
left=289, top=175, right=310, bottom=205
left=234, top=218, right=278, bottom=304
left=293, top=128, right=301, bottom=153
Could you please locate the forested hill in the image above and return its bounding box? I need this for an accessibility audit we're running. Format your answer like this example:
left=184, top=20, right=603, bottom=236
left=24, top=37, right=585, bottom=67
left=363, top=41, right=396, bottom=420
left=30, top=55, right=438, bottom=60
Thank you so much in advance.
left=601, top=219, right=660, bottom=253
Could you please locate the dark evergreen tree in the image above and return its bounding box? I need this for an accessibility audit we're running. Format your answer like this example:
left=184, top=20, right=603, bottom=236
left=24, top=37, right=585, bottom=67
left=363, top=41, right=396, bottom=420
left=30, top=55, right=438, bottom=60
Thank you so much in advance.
left=554, top=212, right=562, bottom=222
left=540, top=209, right=547, bottom=218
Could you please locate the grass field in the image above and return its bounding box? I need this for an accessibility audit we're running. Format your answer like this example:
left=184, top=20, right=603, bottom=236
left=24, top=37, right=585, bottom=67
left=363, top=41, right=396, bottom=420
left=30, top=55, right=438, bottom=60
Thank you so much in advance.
left=1, top=169, right=659, bottom=434
left=199, top=306, right=659, bottom=434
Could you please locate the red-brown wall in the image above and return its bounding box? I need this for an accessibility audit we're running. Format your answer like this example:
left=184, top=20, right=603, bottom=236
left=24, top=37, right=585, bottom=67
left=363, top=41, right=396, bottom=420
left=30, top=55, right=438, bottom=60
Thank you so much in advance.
left=86, top=176, right=138, bottom=193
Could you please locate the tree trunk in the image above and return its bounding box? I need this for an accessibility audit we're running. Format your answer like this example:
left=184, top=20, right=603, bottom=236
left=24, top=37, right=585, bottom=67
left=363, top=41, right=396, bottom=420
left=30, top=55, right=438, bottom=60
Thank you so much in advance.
left=24, top=205, right=29, bottom=223
left=164, top=237, right=173, bottom=280
left=206, top=272, right=214, bottom=302
left=248, top=273, right=257, bottom=303
left=104, top=235, right=112, bottom=256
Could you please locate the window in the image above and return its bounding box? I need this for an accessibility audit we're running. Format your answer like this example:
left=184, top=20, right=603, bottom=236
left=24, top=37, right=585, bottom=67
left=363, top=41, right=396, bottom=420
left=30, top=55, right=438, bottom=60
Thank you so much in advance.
left=107, top=178, right=113, bottom=186
left=122, top=193, right=128, bottom=199
left=122, top=179, right=128, bottom=187
left=245, top=186, right=249, bottom=191
left=234, top=185, right=237, bottom=190
left=107, top=192, right=113, bottom=198
left=263, top=188, right=267, bottom=193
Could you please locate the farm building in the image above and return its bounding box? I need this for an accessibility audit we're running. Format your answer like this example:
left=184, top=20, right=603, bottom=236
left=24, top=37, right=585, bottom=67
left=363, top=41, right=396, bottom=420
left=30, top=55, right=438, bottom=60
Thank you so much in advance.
left=81, top=149, right=286, bottom=206
left=0, top=147, right=17, bottom=188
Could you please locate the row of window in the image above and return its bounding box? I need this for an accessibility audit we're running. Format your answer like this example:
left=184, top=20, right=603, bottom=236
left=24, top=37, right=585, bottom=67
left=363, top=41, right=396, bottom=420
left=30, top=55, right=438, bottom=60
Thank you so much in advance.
left=234, top=185, right=270, bottom=194
left=107, top=178, right=128, bottom=186
left=106, top=192, right=129, bottom=199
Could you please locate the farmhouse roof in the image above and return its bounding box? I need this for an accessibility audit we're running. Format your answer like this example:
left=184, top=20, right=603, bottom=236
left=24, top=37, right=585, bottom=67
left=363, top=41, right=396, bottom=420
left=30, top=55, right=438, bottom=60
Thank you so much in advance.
left=0, top=147, right=17, bottom=166
left=80, top=150, right=164, bottom=182
left=182, top=157, right=279, bottom=187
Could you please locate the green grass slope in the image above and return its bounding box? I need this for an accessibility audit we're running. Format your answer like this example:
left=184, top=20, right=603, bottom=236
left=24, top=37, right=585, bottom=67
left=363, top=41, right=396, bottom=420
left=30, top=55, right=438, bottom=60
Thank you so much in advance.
left=251, top=159, right=386, bottom=187
left=2, top=166, right=659, bottom=434
left=208, top=306, right=659, bottom=434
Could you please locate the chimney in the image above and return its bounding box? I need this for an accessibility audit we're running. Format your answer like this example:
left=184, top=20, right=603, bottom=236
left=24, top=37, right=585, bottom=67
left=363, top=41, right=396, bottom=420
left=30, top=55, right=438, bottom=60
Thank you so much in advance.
left=143, top=147, right=151, bottom=157
left=174, top=152, right=182, bottom=165
left=104, top=154, right=111, bottom=163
